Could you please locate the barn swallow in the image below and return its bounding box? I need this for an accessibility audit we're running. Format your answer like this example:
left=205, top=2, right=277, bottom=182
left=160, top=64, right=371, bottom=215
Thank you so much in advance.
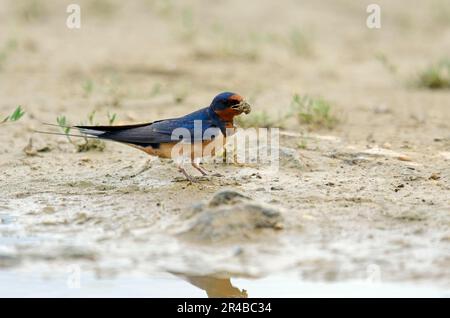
left=40, top=92, right=251, bottom=182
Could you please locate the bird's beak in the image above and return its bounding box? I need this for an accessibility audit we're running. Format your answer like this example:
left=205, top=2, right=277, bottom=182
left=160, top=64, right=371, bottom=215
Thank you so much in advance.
left=238, top=100, right=251, bottom=114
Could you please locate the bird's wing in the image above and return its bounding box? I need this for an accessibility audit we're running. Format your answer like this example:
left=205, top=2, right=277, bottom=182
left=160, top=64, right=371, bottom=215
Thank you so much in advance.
left=77, top=117, right=220, bottom=146
left=75, top=121, right=160, bottom=132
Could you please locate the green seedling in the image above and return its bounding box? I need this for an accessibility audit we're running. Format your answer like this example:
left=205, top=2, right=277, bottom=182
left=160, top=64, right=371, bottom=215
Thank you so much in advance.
left=288, top=28, right=313, bottom=57
left=235, top=110, right=285, bottom=128
left=2, top=106, right=25, bottom=123
left=416, top=58, right=450, bottom=89
left=290, top=94, right=337, bottom=130
left=0, top=39, right=18, bottom=70
left=107, top=111, right=117, bottom=125
left=82, top=79, right=94, bottom=97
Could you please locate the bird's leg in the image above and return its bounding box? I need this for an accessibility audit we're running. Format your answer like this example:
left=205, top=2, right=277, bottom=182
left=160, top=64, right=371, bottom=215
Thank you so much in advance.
left=177, top=164, right=195, bottom=183
left=200, top=165, right=210, bottom=174
left=191, top=161, right=208, bottom=176
left=223, top=147, right=227, bottom=163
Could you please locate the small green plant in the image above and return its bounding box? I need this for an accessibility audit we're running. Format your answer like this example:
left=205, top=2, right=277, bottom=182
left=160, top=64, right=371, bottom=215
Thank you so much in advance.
left=375, top=52, right=397, bottom=74
left=216, top=35, right=259, bottom=61
left=87, top=110, right=97, bottom=125
left=56, top=115, right=70, bottom=133
left=0, top=39, right=18, bottom=70
left=56, top=111, right=118, bottom=152
left=150, top=83, right=162, bottom=97
left=173, top=89, right=188, bottom=104
left=416, top=58, right=450, bottom=89
left=288, top=28, right=313, bottom=57
left=17, top=0, right=48, bottom=22
left=56, top=115, right=72, bottom=144
left=178, top=7, right=197, bottom=41
left=82, top=79, right=94, bottom=97
left=88, top=0, right=117, bottom=18
left=147, top=0, right=175, bottom=18
left=432, top=2, right=450, bottom=28
left=107, top=111, right=117, bottom=125
left=290, top=94, right=337, bottom=130
left=204, top=26, right=259, bottom=61
left=297, top=138, right=308, bottom=149
left=235, top=111, right=284, bottom=128
left=2, top=106, right=25, bottom=123
left=76, top=138, right=105, bottom=152
left=104, top=73, right=125, bottom=107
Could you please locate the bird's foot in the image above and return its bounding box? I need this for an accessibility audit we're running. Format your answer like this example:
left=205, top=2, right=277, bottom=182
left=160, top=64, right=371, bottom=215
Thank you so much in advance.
left=192, top=162, right=209, bottom=176
left=173, top=175, right=209, bottom=183
left=177, top=165, right=205, bottom=183
left=194, top=175, right=210, bottom=181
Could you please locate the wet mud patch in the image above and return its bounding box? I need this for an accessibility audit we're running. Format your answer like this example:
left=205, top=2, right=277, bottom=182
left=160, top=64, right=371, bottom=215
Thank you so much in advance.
left=1, top=0, right=450, bottom=291
left=177, top=189, right=284, bottom=243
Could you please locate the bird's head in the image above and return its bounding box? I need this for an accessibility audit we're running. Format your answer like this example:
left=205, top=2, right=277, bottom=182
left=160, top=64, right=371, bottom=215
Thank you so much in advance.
left=210, top=92, right=251, bottom=121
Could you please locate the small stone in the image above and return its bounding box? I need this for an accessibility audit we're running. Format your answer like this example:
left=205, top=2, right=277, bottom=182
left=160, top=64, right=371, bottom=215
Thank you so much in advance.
left=179, top=189, right=284, bottom=242
left=270, top=186, right=283, bottom=191
left=429, top=173, right=440, bottom=180
left=23, top=138, right=37, bottom=156
left=42, top=206, right=55, bottom=214
left=373, top=104, right=390, bottom=114
left=208, top=189, right=250, bottom=206
left=274, top=222, right=284, bottom=230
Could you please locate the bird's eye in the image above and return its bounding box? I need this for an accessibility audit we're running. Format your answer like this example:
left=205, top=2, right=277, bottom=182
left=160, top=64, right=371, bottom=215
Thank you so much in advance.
left=228, top=100, right=240, bottom=108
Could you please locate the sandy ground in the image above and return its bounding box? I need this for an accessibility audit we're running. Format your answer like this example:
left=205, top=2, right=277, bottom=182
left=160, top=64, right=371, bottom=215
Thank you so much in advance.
left=0, top=0, right=449, bottom=294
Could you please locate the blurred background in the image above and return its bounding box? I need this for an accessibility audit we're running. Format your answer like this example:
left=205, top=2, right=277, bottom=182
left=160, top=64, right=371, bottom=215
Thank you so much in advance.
left=0, top=0, right=449, bottom=297
left=0, top=0, right=449, bottom=143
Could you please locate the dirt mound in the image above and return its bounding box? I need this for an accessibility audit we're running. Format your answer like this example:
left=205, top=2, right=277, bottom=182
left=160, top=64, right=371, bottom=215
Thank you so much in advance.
left=178, top=190, right=284, bottom=243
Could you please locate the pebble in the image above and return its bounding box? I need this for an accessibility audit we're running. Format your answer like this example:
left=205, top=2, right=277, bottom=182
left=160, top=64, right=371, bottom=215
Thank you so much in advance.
left=429, top=173, right=440, bottom=180
left=270, top=186, right=283, bottom=191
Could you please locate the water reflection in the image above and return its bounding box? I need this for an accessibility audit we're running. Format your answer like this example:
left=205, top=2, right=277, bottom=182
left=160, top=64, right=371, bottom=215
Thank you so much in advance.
left=182, top=275, right=248, bottom=298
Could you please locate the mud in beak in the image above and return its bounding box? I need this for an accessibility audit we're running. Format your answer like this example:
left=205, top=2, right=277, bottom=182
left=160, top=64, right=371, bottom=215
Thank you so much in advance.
left=233, top=101, right=251, bottom=114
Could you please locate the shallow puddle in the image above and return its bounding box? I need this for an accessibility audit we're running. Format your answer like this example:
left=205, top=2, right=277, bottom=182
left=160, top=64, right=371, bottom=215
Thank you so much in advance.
left=0, top=270, right=447, bottom=298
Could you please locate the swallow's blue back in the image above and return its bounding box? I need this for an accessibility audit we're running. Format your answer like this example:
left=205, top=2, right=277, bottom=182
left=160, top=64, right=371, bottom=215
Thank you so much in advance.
left=98, top=105, right=226, bottom=147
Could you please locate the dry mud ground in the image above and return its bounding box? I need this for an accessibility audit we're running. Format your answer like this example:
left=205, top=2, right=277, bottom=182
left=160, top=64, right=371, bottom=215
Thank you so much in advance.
left=0, top=0, right=449, bottom=295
